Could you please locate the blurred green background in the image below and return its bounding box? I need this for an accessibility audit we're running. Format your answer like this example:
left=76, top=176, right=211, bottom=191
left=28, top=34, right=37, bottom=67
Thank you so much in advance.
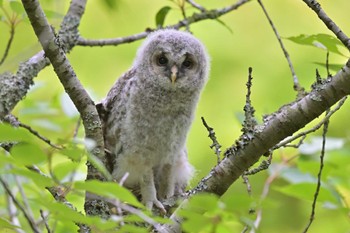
left=1, top=0, right=350, bottom=232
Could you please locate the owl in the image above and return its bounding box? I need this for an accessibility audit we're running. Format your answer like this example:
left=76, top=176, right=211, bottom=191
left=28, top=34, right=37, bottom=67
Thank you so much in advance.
left=99, top=29, right=210, bottom=212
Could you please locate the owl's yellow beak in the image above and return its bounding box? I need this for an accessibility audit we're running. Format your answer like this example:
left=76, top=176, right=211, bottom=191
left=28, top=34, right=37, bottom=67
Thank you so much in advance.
left=170, top=65, right=178, bottom=85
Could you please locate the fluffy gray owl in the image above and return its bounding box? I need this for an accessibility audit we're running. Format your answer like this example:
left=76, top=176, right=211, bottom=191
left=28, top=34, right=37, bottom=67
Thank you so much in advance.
left=100, top=29, right=210, bottom=212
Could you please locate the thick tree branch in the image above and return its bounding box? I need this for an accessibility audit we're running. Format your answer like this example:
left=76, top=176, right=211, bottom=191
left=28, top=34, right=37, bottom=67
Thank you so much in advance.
left=77, top=0, right=251, bottom=46
left=193, top=60, right=350, bottom=195
left=0, top=0, right=87, bottom=118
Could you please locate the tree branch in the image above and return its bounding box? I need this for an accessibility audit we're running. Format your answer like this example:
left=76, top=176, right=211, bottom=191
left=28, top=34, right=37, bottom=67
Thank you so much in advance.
left=193, top=59, right=350, bottom=195
left=162, top=60, right=350, bottom=232
left=0, top=22, right=15, bottom=66
left=258, top=0, right=304, bottom=95
left=77, top=0, right=251, bottom=47
left=20, top=0, right=108, bottom=225
left=302, top=0, right=350, bottom=51
left=0, top=0, right=87, bottom=118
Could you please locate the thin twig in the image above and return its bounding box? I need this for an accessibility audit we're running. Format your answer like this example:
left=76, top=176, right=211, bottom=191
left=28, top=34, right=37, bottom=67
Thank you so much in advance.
left=186, top=0, right=206, bottom=12
left=178, top=1, right=190, bottom=31
left=13, top=173, right=34, bottom=220
left=40, top=209, right=52, bottom=233
left=0, top=23, right=15, bottom=66
left=303, top=108, right=330, bottom=233
left=244, top=153, right=272, bottom=176
left=0, top=177, right=40, bottom=233
left=241, top=174, right=252, bottom=196
left=257, top=0, right=303, bottom=94
left=77, top=0, right=251, bottom=46
left=201, top=117, right=222, bottom=164
left=6, top=192, right=25, bottom=233
left=274, top=96, right=347, bottom=149
left=302, top=0, right=350, bottom=51
left=3, top=114, right=62, bottom=149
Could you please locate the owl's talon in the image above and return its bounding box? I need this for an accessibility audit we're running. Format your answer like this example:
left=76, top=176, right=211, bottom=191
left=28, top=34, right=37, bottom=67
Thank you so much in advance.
left=145, top=199, right=166, bottom=214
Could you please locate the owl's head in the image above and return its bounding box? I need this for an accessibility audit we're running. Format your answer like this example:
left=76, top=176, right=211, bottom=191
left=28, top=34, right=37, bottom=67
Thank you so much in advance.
left=134, top=29, right=210, bottom=91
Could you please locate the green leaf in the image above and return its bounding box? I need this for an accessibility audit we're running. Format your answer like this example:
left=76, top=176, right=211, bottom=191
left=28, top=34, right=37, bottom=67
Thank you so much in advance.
left=155, top=6, right=171, bottom=27
left=0, top=0, right=3, bottom=7
left=60, top=145, right=84, bottom=161
left=53, top=161, right=79, bottom=181
left=299, top=137, right=345, bottom=155
left=215, top=19, right=233, bottom=34
left=10, top=168, right=54, bottom=188
left=11, top=143, right=47, bottom=166
left=179, top=209, right=210, bottom=232
left=186, top=193, right=219, bottom=212
left=9, top=1, right=24, bottom=15
left=275, top=182, right=339, bottom=204
left=119, top=224, right=149, bottom=233
left=86, top=151, right=112, bottom=181
left=0, top=123, right=31, bottom=141
left=285, top=33, right=346, bottom=56
left=278, top=166, right=316, bottom=184
left=313, top=62, right=343, bottom=72
left=0, top=217, right=20, bottom=229
left=74, top=180, right=143, bottom=208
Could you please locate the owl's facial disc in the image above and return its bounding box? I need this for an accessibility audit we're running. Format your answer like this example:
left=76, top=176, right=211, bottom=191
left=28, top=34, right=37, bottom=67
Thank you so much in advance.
left=170, top=65, right=178, bottom=85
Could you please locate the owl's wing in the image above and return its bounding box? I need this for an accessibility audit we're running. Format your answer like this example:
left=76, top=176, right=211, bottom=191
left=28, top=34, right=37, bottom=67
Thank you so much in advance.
left=99, top=68, right=136, bottom=170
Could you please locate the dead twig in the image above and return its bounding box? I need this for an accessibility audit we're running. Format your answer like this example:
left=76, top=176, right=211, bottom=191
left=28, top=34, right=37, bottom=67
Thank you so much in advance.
left=201, top=117, right=222, bottom=164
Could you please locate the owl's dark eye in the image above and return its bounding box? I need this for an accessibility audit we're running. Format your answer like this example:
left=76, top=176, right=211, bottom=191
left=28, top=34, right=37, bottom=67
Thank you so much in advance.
left=182, top=59, right=193, bottom=69
left=157, top=55, right=168, bottom=66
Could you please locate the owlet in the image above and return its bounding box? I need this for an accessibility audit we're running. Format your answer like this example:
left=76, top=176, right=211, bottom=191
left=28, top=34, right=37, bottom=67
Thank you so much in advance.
left=99, top=29, right=210, bottom=211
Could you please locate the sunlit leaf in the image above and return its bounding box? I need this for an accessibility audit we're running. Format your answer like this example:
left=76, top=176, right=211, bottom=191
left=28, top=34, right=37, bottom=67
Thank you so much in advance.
left=285, top=33, right=346, bottom=56
left=53, top=161, right=79, bottom=182
left=31, top=119, right=62, bottom=132
left=119, top=224, right=149, bottom=233
left=0, top=217, right=20, bottom=229
left=275, top=166, right=316, bottom=184
left=74, top=180, right=143, bottom=208
left=313, top=62, right=343, bottom=72
left=60, top=145, right=84, bottom=161
left=185, top=193, right=219, bottom=212
left=10, top=168, right=54, bottom=188
left=11, top=143, right=47, bottom=166
left=179, top=209, right=210, bottom=232
left=215, top=19, right=233, bottom=34
left=275, top=182, right=339, bottom=204
left=299, top=137, right=345, bottom=155
left=223, top=194, right=255, bottom=213
left=297, top=159, right=332, bottom=179
left=0, top=123, right=31, bottom=141
left=155, top=6, right=171, bottom=27
left=86, top=151, right=112, bottom=181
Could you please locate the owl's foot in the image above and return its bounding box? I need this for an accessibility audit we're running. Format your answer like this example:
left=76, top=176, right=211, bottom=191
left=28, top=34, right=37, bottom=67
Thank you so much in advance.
left=144, top=198, right=166, bottom=214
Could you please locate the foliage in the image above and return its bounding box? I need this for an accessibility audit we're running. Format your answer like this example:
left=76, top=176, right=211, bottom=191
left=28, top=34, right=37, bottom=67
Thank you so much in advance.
left=0, top=0, right=350, bottom=232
